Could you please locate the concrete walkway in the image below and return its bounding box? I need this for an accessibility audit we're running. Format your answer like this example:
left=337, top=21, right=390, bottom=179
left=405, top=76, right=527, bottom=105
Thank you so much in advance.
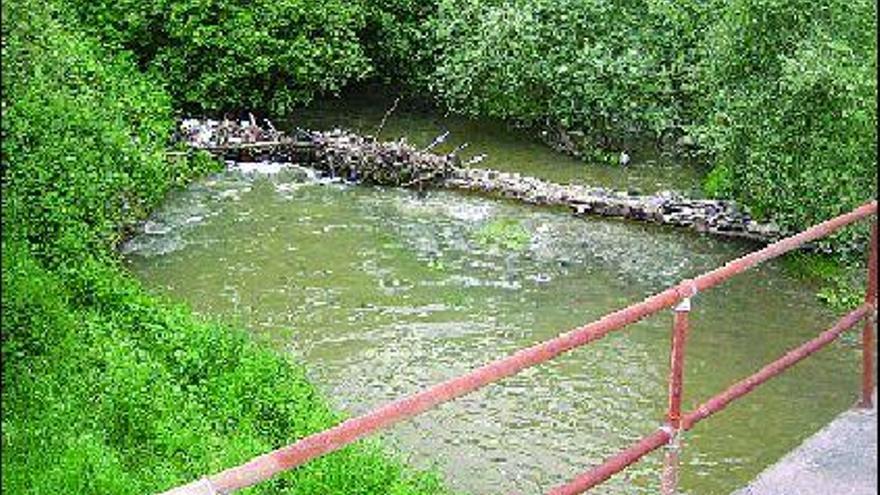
left=733, top=393, right=877, bottom=495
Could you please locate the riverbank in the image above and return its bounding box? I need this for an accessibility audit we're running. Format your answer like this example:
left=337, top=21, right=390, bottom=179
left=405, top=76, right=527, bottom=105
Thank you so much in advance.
left=64, top=0, right=876, bottom=256
left=1, top=3, right=454, bottom=494
left=4, top=2, right=872, bottom=492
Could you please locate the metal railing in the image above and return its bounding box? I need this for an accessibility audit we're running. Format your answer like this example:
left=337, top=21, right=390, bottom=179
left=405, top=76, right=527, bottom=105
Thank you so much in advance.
left=160, top=200, right=877, bottom=495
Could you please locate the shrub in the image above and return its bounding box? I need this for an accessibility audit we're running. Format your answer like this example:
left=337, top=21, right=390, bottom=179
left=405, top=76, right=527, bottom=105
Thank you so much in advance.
left=1, top=1, right=451, bottom=493
left=697, top=0, right=877, bottom=250
left=1, top=0, right=218, bottom=264
left=68, top=0, right=373, bottom=115
left=428, top=0, right=721, bottom=145
left=359, top=0, right=439, bottom=89
left=427, top=0, right=876, bottom=251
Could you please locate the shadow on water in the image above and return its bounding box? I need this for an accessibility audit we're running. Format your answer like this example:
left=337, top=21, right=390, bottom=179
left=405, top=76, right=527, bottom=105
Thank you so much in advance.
left=123, top=100, right=861, bottom=494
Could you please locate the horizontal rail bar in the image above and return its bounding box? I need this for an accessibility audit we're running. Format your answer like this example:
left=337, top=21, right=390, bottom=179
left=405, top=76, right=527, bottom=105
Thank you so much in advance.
left=682, top=303, right=872, bottom=430
left=547, top=429, right=671, bottom=495
left=159, top=201, right=876, bottom=495
left=688, top=201, right=876, bottom=294
left=549, top=303, right=872, bottom=495
left=167, top=286, right=687, bottom=494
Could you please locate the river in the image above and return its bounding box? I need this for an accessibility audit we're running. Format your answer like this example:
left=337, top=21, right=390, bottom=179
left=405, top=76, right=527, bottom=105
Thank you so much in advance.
left=122, top=96, right=861, bottom=494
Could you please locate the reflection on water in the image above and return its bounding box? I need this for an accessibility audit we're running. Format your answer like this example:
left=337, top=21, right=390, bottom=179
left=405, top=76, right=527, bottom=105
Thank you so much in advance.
left=125, top=113, right=861, bottom=495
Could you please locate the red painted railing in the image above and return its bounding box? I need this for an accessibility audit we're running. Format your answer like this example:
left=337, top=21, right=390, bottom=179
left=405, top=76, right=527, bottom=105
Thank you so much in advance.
left=159, top=200, right=877, bottom=495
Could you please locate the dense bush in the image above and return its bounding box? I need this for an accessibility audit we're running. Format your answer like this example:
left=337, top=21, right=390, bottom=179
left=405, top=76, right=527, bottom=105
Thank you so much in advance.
left=68, top=0, right=372, bottom=115
left=359, top=0, right=439, bottom=88
left=697, top=0, right=877, bottom=250
left=1, top=1, right=449, bottom=493
left=62, top=0, right=877, bottom=247
left=1, top=0, right=213, bottom=264
left=68, top=0, right=441, bottom=107
left=428, top=0, right=721, bottom=146
left=426, top=0, right=876, bottom=248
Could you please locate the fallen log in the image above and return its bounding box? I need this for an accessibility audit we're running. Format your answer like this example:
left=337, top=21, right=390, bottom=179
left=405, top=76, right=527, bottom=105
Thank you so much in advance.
left=174, top=118, right=784, bottom=243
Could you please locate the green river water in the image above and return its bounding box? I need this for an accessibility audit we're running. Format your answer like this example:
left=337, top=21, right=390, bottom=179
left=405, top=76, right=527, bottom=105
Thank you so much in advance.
left=123, top=98, right=864, bottom=494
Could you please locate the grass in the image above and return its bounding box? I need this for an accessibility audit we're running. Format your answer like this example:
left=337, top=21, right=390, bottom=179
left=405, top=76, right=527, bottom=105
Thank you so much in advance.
left=2, top=243, right=451, bottom=495
left=0, top=1, right=455, bottom=493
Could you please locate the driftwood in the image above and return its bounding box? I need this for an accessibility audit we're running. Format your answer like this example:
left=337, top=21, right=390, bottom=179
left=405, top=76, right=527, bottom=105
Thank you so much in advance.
left=310, top=129, right=459, bottom=187
left=447, top=168, right=780, bottom=241
left=174, top=118, right=783, bottom=242
left=374, top=96, right=400, bottom=137
left=175, top=119, right=461, bottom=188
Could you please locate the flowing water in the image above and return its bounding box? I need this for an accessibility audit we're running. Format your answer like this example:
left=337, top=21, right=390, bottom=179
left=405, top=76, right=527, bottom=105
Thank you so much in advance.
left=123, top=99, right=864, bottom=494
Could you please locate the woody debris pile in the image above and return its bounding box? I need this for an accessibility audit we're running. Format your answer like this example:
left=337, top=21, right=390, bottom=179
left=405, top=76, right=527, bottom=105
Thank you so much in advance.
left=176, top=116, right=782, bottom=242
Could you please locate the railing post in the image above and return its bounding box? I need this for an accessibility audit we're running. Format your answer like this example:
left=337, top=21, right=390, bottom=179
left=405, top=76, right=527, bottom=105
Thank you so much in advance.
left=859, top=221, right=877, bottom=408
left=662, top=286, right=693, bottom=495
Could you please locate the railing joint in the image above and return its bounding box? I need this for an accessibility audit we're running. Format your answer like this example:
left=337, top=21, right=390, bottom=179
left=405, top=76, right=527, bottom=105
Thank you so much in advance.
left=673, top=297, right=692, bottom=313
left=674, top=279, right=698, bottom=306
left=659, top=424, right=682, bottom=451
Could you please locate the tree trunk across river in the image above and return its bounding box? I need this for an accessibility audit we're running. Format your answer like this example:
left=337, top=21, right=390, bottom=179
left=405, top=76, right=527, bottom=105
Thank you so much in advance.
left=176, top=114, right=782, bottom=243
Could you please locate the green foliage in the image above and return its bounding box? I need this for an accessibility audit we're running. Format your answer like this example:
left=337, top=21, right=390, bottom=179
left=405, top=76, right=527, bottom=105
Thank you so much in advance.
left=359, top=0, right=439, bottom=88
left=702, top=163, right=733, bottom=200
left=429, top=0, right=721, bottom=145
left=52, top=0, right=880, bottom=252
left=697, top=0, right=877, bottom=251
left=1, top=0, right=219, bottom=264
left=782, top=252, right=866, bottom=313
left=427, top=0, right=876, bottom=252
left=816, top=281, right=864, bottom=314
left=702, top=0, right=877, bottom=250
left=2, top=243, right=449, bottom=494
left=68, top=0, right=373, bottom=115
left=67, top=0, right=446, bottom=110
left=1, top=2, right=451, bottom=493
left=474, top=218, right=531, bottom=251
